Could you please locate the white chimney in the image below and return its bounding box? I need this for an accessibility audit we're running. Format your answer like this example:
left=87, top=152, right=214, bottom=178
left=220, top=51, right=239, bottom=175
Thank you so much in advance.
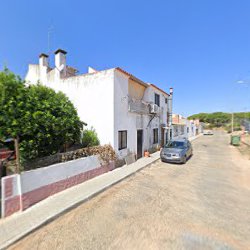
left=39, top=53, right=49, bottom=67
left=88, top=66, right=98, bottom=73
left=54, top=49, right=67, bottom=78
left=39, top=53, right=49, bottom=83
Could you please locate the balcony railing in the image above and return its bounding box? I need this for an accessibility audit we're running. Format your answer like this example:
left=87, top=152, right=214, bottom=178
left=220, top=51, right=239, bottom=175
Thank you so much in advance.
left=128, top=98, right=149, bottom=114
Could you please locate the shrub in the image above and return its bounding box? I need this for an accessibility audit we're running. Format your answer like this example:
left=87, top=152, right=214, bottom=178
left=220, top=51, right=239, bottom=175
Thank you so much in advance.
left=61, top=144, right=116, bottom=164
left=0, top=69, right=83, bottom=161
left=82, top=128, right=100, bottom=147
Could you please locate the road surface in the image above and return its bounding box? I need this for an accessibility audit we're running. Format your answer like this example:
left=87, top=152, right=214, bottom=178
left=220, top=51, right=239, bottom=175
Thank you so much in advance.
left=9, top=131, right=250, bottom=250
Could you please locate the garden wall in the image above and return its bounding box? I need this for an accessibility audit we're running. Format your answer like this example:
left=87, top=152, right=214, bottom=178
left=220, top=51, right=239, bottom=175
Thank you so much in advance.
left=1, top=155, right=114, bottom=218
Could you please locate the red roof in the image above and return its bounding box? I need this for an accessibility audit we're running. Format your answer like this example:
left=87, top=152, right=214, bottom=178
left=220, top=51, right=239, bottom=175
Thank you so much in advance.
left=150, top=84, right=169, bottom=96
left=116, top=67, right=148, bottom=88
left=116, top=68, right=169, bottom=95
left=79, top=66, right=169, bottom=96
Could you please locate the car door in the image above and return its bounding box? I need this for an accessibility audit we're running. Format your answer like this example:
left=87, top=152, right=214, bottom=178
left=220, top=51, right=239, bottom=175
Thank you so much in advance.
left=187, top=141, right=192, bottom=157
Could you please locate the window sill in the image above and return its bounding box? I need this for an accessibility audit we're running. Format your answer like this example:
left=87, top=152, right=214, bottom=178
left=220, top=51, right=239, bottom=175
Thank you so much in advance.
left=118, top=148, right=127, bottom=151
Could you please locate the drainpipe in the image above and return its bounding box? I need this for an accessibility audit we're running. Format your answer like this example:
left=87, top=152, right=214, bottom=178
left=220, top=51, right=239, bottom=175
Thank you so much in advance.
left=167, top=87, right=173, bottom=142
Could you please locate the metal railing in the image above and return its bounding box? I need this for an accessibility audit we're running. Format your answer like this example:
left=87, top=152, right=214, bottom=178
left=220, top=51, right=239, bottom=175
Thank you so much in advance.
left=128, top=98, right=150, bottom=114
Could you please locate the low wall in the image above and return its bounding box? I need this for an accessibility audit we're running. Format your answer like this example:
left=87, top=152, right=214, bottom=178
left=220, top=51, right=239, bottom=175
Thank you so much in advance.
left=1, top=155, right=114, bottom=218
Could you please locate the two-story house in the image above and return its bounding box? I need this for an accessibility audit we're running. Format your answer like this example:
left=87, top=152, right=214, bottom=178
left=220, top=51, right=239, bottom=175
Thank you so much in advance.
left=25, top=49, right=172, bottom=159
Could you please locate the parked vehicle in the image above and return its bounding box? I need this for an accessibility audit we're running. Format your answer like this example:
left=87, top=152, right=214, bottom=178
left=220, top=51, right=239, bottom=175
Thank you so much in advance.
left=0, top=140, right=15, bottom=177
left=0, top=139, right=15, bottom=161
left=160, top=139, right=193, bottom=164
left=203, top=130, right=213, bottom=135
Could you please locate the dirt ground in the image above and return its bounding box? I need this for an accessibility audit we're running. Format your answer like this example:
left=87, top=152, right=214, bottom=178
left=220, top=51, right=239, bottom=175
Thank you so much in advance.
left=9, top=131, right=250, bottom=250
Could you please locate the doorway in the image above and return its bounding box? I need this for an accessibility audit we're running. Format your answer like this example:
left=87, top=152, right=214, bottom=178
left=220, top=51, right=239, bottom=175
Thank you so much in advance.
left=137, top=130, right=143, bottom=159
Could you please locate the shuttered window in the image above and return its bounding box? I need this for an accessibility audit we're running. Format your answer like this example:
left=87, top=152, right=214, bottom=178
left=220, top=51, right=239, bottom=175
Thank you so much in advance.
left=153, top=128, right=158, bottom=144
left=118, top=131, right=127, bottom=150
left=155, top=93, right=160, bottom=106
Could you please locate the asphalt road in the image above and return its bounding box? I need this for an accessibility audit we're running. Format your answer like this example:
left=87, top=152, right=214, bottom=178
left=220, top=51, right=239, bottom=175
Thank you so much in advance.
left=9, top=131, right=250, bottom=250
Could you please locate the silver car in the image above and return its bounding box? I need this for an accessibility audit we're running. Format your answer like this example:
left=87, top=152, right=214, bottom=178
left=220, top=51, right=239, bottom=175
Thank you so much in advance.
left=160, top=139, right=193, bottom=164
left=203, top=130, right=213, bottom=135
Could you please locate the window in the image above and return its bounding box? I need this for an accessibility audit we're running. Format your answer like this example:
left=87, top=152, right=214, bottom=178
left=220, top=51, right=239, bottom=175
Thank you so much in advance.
left=181, top=126, right=184, bottom=134
left=187, top=127, right=189, bottom=133
left=165, top=141, right=185, bottom=149
left=165, top=98, right=168, bottom=104
left=118, top=131, right=127, bottom=150
left=153, top=128, right=158, bottom=144
left=155, top=93, right=160, bottom=106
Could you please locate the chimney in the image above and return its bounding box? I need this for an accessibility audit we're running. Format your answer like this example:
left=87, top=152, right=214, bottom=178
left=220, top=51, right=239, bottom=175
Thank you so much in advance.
left=54, top=49, right=67, bottom=78
left=39, top=53, right=49, bottom=67
left=39, top=53, right=49, bottom=82
left=88, top=66, right=98, bottom=73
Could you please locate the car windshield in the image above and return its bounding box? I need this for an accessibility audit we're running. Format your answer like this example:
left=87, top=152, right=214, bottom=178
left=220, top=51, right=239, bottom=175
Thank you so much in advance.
left=165, top=141, right=185, bottom=149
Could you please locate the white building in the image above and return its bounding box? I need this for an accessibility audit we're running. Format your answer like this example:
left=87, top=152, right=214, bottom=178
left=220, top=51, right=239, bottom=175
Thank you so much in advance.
left=25, top=49, right=172, bottom=159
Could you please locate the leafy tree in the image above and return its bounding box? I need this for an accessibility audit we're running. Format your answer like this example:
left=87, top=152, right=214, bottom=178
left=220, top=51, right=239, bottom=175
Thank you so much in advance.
left=0, top=69, right=83, bottom=161
left=188, top=112, right=250, bottom=129
left=82, top=128, right=100, bottom=147
left=0, top=68, right=27, bottom=139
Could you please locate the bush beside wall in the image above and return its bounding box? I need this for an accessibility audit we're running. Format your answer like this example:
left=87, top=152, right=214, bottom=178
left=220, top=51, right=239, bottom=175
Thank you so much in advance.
left=20, top=144, right=116, bottom=171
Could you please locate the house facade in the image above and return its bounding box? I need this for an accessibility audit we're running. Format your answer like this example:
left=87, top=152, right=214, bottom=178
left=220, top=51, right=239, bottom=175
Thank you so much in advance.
left=25, top=49, right=172, bottom=159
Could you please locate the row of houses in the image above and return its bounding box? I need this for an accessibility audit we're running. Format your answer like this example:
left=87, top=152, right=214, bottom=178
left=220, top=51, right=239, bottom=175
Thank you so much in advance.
left=172, top=114, right=203, bottom=140
left=25, top=49, right=202, bottom=160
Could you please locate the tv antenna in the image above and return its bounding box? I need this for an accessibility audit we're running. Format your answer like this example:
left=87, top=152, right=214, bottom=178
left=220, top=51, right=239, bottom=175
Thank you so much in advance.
left=47, top=25, right=54, bottom=63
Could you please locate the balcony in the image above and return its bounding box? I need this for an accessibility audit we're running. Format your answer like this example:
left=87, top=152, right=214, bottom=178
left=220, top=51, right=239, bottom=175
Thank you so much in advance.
left=128, top=98, right=163, bottom=116
left=128, top=98, right=149, bottom=114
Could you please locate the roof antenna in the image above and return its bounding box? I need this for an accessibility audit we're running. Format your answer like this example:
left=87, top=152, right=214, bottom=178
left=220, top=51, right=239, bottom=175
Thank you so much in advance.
left=47, top=25, right=54, bottom=64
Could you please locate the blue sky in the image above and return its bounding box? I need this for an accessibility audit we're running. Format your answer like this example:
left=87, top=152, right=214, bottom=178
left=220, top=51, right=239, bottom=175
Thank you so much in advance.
left=1, top=0, right=250, bottom=116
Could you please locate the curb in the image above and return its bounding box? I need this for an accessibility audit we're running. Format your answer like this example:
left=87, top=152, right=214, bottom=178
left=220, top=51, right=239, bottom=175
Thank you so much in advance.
left=0, top=156, right=160, bottom=249
left=189, top=134, right=203, bottom=142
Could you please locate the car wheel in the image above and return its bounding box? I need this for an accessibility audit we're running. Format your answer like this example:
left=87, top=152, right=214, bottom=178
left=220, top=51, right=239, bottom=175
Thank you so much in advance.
left=182, top=156, right=187, bottom=164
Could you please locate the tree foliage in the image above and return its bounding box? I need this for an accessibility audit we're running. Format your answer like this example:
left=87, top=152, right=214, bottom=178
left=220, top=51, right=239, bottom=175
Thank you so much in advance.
left=188, top=112, right=250, bottom=129
left=82, top=128, right=100, bottom=148
left=0, top=69, right=83, bottom=161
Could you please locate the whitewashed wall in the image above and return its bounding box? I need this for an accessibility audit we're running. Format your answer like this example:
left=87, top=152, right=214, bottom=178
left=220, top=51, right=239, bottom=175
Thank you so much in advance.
left=143, top=86, right=168, bottom=146
left=26, top=68, right=115, bottom=148
left=1, top=155, right=115, bottom=218
left=113, top=70, right=137, bottom=157
left=113, top=71, right=168, bottom=157
left=20, top=156, right=100, bottom=193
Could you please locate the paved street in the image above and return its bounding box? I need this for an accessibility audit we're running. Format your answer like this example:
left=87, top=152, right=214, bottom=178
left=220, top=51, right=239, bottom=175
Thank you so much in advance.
left=9, top=131, right=250, bottom=250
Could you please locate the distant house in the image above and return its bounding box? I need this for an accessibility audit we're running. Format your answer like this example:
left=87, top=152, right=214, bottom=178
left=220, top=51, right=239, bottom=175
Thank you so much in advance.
left=242, top=119, right=250, bottom=132
left=25, top=49, right=172, bottom=159
left=172, top=114, right=203, bottom=140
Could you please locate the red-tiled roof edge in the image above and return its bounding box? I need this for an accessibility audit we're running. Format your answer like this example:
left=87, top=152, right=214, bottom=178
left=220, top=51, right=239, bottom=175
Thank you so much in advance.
left=115, top=67, right=148, bottom=88
left=150, top=83, right=169, bottom=96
